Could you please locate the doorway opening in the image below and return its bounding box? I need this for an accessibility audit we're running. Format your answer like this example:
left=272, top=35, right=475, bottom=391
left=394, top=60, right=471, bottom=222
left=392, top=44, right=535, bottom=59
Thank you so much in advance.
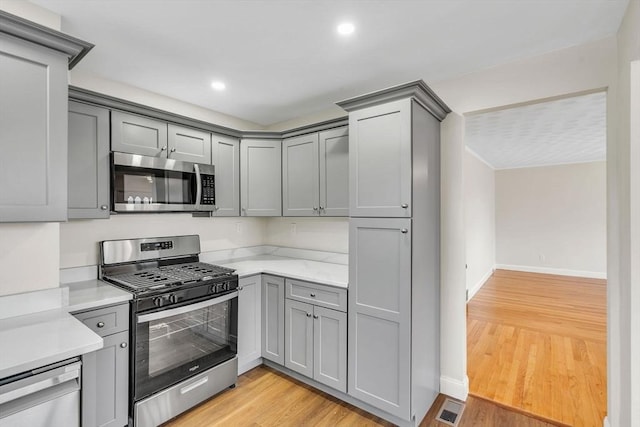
left=463, top=90, right=608, bottom=426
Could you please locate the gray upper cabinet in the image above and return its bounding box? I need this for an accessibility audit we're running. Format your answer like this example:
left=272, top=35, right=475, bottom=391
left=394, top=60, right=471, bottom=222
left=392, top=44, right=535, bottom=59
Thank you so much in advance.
left=319, top=127, right=349, bottom=216
left=211, top=134, right=240, bottom=216
left=349, top=100, right=412, bottom=218
left=167, top=124, right=212, bottom=164
left=262, top=275, right=285, bottom=364
left=0, top=34, right=69, bottom=222
left=282, top=126, right=348, bottom=217
left=348, top=217, right=412, bottom=418
left=240, top=139, right=282, bottom=217
left=111, top=111, right=168, bottom=157
left=68, top=101, right=110, bottom=219
left=282, top=133, right=319, bottom=216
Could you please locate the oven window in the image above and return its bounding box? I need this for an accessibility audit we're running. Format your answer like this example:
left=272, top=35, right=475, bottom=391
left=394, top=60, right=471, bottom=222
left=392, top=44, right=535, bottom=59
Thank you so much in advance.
left=134, top=296, right=237, bottom=399
left=148, top=304, right=229, bottom=377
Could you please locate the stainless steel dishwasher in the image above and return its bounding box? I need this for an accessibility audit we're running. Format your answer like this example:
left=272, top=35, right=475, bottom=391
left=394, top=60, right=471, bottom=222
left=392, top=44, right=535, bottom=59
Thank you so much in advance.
left=0, top=358, right=81, bottom=427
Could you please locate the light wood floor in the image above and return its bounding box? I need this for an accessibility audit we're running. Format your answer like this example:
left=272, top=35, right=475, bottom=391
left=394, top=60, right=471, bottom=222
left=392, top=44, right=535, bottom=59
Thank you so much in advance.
left=467, top=269, right=607, bottom=427
left=164, top=365, right=563, bottom=427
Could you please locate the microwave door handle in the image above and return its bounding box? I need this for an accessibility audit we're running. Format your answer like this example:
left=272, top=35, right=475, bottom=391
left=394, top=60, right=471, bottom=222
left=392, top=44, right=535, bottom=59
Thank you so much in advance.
left=194, top=163, right=202, bottom=210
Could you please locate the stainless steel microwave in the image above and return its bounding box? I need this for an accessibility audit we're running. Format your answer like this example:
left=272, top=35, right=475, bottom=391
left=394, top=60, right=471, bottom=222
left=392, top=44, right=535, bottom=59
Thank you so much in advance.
left=111, top=152, right=215, bottom=212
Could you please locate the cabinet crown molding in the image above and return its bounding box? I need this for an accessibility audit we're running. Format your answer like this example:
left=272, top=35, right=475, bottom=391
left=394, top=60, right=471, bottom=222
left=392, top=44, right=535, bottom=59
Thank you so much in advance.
left=336, top=79, right=451, bottom=121
left=0, top=10, right=93, bottom=69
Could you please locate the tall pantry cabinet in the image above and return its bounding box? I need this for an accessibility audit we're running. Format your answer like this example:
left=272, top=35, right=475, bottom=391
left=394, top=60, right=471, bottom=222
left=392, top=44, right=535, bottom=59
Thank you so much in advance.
left=337, top=81, right=450, bottom=426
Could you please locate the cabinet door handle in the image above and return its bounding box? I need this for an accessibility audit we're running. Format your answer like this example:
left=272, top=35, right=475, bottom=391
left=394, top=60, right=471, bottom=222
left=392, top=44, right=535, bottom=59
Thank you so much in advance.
left=120, top=342, right=127, bottom=348
left=310, top=293, right=316, bottom=297
left=238, top=287, right=244, bottom=291
left=313, top=207, right=318, bottom=211
left=161, top=146, right=167, bottom=151
left=401, top=203, right=409, bottom=209
left=313, top=315, right=318, bottom=319
left=96, top=322, right=105, bottom=328
left=100, top=205, right=108, bottom=211
left=401, top=228, right=409, bottom=234
left=306, top=313, right=312, bottom=317
left=319, top=206, right=324, bottom=211
left=170, top=148, right=176, bottom=153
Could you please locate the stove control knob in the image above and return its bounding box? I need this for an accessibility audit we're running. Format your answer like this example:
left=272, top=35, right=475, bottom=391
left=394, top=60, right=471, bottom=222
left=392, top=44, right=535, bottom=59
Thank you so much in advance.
left=169, top=294, right=178, bottom=304
left=210, top=285, right=217, bottom=294
left=153, top=297, right=164, bottom=307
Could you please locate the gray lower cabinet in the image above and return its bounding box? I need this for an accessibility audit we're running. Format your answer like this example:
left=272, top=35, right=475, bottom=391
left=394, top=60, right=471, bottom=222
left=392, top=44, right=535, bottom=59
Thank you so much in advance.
left=282, top=126, right=348, bottom=217
left=237, top=275, right=262, bottom=373
left=0, top=33, right=69, bottom=222
left=348, top=217, right=412, bottom=418
left=285, top=279, right=347, bottom=393
left=68, top=101, right=110, bottom=219
left=72, top=303, right=129, bottom=427
left=211, top=134, right=240, bottom=216
left=284, top=300, right=347, bottom=393
left=261, top=275, right=285, bottom=364
left=240, top=139, right=282, bottom=216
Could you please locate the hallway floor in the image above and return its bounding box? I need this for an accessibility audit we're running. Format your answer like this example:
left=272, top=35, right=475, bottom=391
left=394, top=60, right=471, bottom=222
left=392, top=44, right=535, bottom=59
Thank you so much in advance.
left=467, top=269, right=607, bottom=426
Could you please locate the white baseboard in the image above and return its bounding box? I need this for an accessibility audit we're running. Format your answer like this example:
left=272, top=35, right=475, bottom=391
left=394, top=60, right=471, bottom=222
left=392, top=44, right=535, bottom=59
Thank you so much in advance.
left=440, top=375, right=469, bottom=401
left=603, top=416, right=610, bottom=427
left=467, top=267, right=494, bottom=301
left=495, top=264, right=607, bottom=279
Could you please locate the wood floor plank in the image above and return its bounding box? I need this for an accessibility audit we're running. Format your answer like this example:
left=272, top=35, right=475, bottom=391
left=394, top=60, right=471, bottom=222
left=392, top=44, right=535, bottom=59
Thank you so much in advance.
left=467, top=269, right=607, bottom=426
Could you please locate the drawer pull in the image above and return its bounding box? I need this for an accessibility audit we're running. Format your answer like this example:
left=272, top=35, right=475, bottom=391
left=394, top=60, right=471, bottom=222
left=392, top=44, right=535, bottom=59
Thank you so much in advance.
left=97, top=322, right=105, bottom=328
left=120, top=342, right=127, bottom=348
left=313, top=315, right=319, bottom=319
left=310, top=293, right=316, bottom=297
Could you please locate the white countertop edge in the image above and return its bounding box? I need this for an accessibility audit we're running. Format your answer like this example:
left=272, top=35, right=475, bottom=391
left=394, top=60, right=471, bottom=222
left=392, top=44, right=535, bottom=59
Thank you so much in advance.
left=0, top=310, right=103, bottom=379
left=235, top=268, right=348, bottom=288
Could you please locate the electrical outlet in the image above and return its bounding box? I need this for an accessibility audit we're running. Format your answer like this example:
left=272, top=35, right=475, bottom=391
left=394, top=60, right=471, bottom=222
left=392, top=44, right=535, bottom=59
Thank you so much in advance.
left=290, top=223, right=297, bottom=235
left=236, top=222, right=242, bottom=233
left=539, top=254, right=546, bottom=262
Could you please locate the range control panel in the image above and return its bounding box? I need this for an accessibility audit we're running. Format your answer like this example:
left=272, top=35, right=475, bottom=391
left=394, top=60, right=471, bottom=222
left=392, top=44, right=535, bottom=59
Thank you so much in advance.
left=141, top=241, right=173, bottom=252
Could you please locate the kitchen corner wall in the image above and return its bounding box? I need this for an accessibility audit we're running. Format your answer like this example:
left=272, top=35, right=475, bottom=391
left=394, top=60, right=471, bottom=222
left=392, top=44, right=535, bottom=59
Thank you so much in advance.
left=263, top=217, right=348, bottom=253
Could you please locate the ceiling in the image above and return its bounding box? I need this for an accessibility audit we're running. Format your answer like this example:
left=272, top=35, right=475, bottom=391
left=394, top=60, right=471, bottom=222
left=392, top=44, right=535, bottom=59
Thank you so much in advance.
left=30, top=0, right=628, bottom=126
left=465, top=91, right=607, bottom=169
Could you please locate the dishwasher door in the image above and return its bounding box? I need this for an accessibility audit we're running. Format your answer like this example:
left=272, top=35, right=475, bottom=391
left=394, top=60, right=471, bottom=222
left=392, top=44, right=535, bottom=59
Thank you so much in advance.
left=0, top=358, right=81, bottom=427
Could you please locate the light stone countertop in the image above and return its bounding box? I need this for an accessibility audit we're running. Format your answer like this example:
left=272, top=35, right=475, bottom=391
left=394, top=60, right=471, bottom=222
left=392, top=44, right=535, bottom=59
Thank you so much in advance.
left=215, top=255, right=348, bottom=288
left=0, top=308, right=103, bottom=378
left=62, top=279, right=132, bottom=313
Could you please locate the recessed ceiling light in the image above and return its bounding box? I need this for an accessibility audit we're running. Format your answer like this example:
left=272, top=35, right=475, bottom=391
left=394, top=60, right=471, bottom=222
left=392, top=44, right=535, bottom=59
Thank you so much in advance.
left=337, top=22, right=355, bottom=36
left=210, top=81, right=226, bottom=91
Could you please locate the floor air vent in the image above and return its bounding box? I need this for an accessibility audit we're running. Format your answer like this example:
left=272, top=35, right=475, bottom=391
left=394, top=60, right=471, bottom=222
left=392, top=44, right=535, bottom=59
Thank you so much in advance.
left=435, top=398, right=465, bottom=426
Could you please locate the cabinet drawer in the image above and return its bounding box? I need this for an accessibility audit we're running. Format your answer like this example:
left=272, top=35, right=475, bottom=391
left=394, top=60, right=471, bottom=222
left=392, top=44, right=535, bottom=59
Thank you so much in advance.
left=73, top=303, right=129, bottom=337
left=285, top=279, right=347, bottom=312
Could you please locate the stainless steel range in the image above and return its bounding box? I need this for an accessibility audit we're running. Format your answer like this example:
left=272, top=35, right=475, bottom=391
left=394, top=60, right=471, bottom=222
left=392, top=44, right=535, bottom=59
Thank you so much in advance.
left=99, top=235, right=238, bottom=427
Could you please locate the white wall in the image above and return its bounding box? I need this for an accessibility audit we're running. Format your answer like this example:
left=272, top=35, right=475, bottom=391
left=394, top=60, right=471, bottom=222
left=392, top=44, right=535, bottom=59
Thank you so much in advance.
left=263, top=217, right=348, bottom=253
left=608, top=1, right=640, bottom=425
left=464, top=149, right=495, bottom=299
left=59, top=215, right=266, bottom=268
left=495, top=161, right=606, bottom=278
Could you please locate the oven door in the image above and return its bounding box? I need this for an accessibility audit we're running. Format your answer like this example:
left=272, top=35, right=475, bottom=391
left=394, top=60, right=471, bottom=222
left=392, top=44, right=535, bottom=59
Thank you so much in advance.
left=133, top=292, right=237, bottom=400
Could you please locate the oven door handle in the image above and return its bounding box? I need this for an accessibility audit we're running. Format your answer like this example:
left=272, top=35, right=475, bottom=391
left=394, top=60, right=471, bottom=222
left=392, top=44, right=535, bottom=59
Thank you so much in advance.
left=137, top=291, right=238, bottom=323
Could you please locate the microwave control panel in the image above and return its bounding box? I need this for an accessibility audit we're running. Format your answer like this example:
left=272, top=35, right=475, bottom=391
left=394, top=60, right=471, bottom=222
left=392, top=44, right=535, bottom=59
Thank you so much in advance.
left=201, top=174, right=215, bottom=205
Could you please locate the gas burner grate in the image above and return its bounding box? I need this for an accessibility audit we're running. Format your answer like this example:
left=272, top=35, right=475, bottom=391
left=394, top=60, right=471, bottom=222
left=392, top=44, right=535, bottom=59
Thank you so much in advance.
left=104, top=262, right=235, bottom=291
